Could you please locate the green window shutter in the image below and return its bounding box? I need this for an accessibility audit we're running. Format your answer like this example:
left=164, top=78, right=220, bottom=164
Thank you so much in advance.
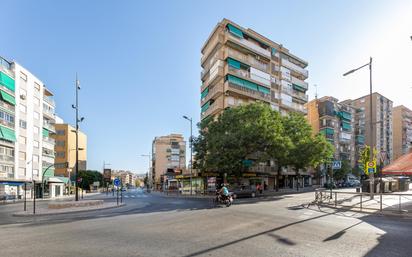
left=0, top=72, right=15, bottom=92
left=227, top=75, right=258, bottom=91
left=227, top=24, right=244, bottom=38
left=0, top=125, right=16, bottom=142
left=227, top=58, right=241, bottom=69
left=271, top=48, right=277, bottom=55
left=341, top=111, right=351, bottom=121
left=0, top=90, right=15, bottom=105
left=43, top=128, right=49, bottom=137
left=201, top=101, right=210, bottom=112
left=342, top=121, right=351, bottom=131
left=320, top=128, right=334, bottom=135
left=201, top=87, right=209, bottom=99
left=258, top=86, right=270, bottom=95
left=292, top=84, right=306, bottom=92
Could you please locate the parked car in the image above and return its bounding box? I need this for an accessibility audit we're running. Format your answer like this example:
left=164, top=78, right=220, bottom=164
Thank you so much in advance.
left=231, top=186, right=257, bottom=198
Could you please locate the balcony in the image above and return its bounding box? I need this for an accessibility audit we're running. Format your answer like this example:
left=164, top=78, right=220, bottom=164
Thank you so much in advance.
left=201, top=83, right=223, bottom=105
left=339, top=132, right=352, bottom=143
left=292, top=91, right=308, bottom=102
left=291, top=76, right=308, bottom=90
left=227, top=33, right=271, bottom=58
left=43, top=122, right=55, bottom=133
left=42, top=147, right=55, bottom=158
left=226, top=48, right=269, bottom=73
left=43, top=96, right=55, bottom=107
left=291, top=102, right=307, bottom=114
left=0, top=154, right=14, bottom=163
left=201, top=33, right=224, bottom=65
left=0, top=119, right=14, bottom=129
left=202, top=60, right=224, bottom=91
left=226, top=82, right=271, bottom=103
left=43, top=136, right=55, bottom=145
left=201, top=98, right=223, bottom=119
left=281, top=59, right=308, bottom=78
left=0, top=99, right=15, bottom=112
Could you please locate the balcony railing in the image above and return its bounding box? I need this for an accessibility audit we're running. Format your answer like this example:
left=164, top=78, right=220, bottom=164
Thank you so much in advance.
left=43, top=96, right=55, bottom=106
left=292, top=91, right=308, bottom=102
left=0, top=155, right=14, bottom=163
left=43, top=136, right=55, bottom=145
left=227, top=33, right=271, bottom=58
left=201, top=98, right=223, bottom=118
left=0, top=119, right=14, bottom=129
left=227, top=82, right=271, bottom=103
left=291, top=76, right=308, bottom=90
left=281, top=59, right=308, bottom=78
left=201, top=83, right=223, bottom=105
left=43, top=122, right=55, bottom=132
left=0, top=100, right=15, bottom=112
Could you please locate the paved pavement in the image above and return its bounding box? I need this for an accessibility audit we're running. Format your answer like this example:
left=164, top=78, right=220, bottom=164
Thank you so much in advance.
left=0, top=188, right=412, bottom=257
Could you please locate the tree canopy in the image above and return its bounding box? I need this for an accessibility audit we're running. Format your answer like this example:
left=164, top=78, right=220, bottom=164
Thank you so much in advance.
left=193, top=103, right=334, bottom=182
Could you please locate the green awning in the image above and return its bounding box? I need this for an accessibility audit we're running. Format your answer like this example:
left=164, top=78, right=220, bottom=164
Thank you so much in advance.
left=0, top=72, right=15, bottom=92
left=227, top=24, right=243, bottom=38
left=227, top=74, right=258, bottom=91
left=201, top=87, right=209, bottom=99
left=227, top=58, right=241, bottom=69
left=0, top=90, right=15, bottom=105
left=201, top=101, right=210, bottom=112
left=0, top=125, right=16, bottom=142
left=43, top=167, right=55, bottom=178
left=292, top=84, right=306, bottom=92
left=341, top=111, right=351, bottom=121
left=258, top=86, right=270, bottom=95
left=271, top=48, right=277, bottom=56
left=43, top=128, right=49, bottom=137
left=320, top=128, right=334, bottom=135
left=342, top=121, right=351, bottom=131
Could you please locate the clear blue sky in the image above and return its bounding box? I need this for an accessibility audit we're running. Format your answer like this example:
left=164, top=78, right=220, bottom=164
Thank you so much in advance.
left=2, top=0, right=411, bottom=173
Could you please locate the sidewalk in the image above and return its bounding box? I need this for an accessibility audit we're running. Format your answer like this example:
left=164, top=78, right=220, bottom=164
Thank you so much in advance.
left=0, top=192, right=102, bottom=205
left=150, top=186, right=315, bottom=199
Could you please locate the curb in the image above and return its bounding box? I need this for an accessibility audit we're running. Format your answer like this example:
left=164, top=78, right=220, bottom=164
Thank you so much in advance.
left=12, top=203, right=126, bottom=217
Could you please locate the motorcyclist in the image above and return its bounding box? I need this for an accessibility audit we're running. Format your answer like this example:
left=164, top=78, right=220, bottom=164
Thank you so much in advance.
left=218, top=184, right=230, bottom=201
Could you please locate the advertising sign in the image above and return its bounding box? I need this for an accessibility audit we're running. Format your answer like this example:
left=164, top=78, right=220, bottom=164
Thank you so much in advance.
left=103, top=169, right=112, bottom=182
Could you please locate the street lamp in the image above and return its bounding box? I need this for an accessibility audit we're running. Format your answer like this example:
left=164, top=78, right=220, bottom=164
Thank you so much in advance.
left=67, top=147, right=84, bottom=195
left=183, top=115, right=193, bottom=196
left=72, top=74, right=85, bottom=201
left=343, top=57, right=374, bottom=199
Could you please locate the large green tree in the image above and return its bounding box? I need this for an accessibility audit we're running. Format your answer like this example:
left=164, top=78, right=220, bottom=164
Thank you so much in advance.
left=78, top=170, right=103, bottom=190
left=193, top=103, right=283, bottom=177
left=282, top=112, right=334, bottom=191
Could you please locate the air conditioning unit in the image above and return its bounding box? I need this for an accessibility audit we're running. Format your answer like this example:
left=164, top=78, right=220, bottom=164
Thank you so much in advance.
left=20, top=94, right=26, bottom=100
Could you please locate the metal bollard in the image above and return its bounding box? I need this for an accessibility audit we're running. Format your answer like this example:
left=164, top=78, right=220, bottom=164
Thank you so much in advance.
left=335, top=192, right=337, bottom=207
left=360, top=194, right=362, bottom=211
left=380, top=194, right=382, bottom=212
left=399, top=195, right=401, bottom=213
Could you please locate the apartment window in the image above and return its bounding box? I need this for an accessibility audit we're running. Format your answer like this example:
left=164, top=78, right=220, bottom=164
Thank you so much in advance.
left=20, top=88, right=27, bottom=97
left=56, top=140, right=65, bottom=147
left=34, top=82, right=40, bottom=91
left=32, top=154, right=39, bottom=163
left=33, top=111, right=40, bottom=120
left=20, top=72, right=27, bottom=81
left=33, top=126, right=40, bottom=134
left=56, top=152, right=65, bottom=158
left=0, top=110, right=15, bottom=124
left=20, top=104, right=27, bottom=113
left=0, top=146, right=14, bottom=157
left=0, top=165, right=13, bottom=174
left=55, top=163, right=67, bottom=169
left=19, top=136, right=26, bottom=144
left=19, top=167, right=26, bottom=176
left=19, top=119, right=27, bottom=129
left=19, top=151, right=26, bottom=161
left=34, top=97, right=40, bottom=106
left=56, top=130, right=65, bottom=135
left=33, top=140, right=39, bottom=148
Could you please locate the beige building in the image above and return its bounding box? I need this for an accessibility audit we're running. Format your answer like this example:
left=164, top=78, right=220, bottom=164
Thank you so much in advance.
left=392, top=105, right=412, bottom=160
left=306, top=96, right=357, bottom=168
left=348, top=93, right=393, bottom=165
left=53, top=123, right=87, bottom=178
left=152, top=134, right=186, bottom=190
left=200, top=19, right=309, bottom=120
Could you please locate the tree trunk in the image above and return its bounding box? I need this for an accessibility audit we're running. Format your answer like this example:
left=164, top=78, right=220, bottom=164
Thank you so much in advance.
left=275, top=166, right=281, bottom=192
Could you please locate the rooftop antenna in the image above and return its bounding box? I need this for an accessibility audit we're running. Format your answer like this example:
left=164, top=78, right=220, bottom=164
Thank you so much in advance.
left=313, top=84, right=318, bottom=100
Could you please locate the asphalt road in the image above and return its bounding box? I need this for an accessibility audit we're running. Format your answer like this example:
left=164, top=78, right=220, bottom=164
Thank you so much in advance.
left=1, top=188, right=412, bottom=257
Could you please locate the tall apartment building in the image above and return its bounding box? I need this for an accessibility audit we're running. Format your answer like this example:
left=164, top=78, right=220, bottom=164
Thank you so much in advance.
left=53, top=122, right=87, bottom=178
left=0, top=56, right=57, bottom=199
left=151, top=134, right=186, bottom=190
left=306, top=96, right=357, bottom=168
left=349, top=93, right=393, bottom=165
left=200, top=19, right=309, bottom=121
left=392, top=105, right=412, bottom=160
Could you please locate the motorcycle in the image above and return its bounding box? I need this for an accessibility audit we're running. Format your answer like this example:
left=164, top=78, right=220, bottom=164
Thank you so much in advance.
left=215, top=191, right=234, bottom=207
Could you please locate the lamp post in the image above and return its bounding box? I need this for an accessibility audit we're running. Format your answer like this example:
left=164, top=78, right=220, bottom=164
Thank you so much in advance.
left=72, top=74, right=84, bottom=201
left=343, top=57, right=374, bottom=199
left=183, top=115, right=193, bottom=195
left=67, top=147, right=84, bottom=195
left=140, top=154, right=152, bottom=190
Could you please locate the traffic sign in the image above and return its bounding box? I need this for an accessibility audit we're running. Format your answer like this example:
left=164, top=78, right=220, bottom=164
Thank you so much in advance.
left=332, top=161, right=341, bottom=170
left=365, top=161, right=376, bottom=175
left=114, top=178, right=121, bottom=187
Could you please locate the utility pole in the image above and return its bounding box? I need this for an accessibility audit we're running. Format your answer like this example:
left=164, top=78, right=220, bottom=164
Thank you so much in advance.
left=72, top=74, right=84, bottom=201
left=183, top=116, right=193, bottom=195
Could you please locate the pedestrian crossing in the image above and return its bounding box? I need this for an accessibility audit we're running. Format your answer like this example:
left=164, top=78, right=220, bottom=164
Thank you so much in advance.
left=123, top=193, right=148, bottom=199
